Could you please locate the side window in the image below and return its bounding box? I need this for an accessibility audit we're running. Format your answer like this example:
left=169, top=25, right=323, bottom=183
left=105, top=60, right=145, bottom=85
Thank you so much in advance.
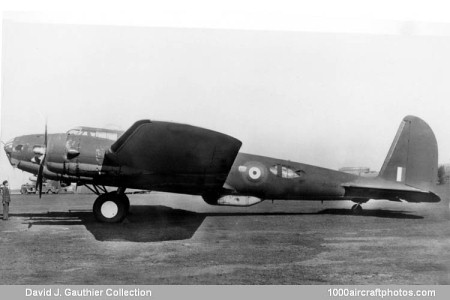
left=32, top=145, right=45, bottom=153
left=269, top=165, right=278, bottom=176
left=14, top=144, right=23, bottom=152
left=286, top=168, right=298, bottom=178
left=270, top=164, right=302, bottom=179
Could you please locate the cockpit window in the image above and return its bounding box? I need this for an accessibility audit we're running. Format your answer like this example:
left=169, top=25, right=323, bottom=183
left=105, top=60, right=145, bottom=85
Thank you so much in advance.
left=106, top=132, right=118, bottom=140
left=96, top=131, right=107, bottom=139
left=94, top=131, right=117, bottom=141
left=67, top=129, right=82, bottom=135
left=67, top=127, right=120, bottom=141
left=270, top=164, right=302, bottom=179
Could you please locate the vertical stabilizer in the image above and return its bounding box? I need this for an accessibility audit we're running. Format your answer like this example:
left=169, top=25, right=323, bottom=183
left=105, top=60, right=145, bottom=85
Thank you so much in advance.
left=378, top=116, right=438, bottom=191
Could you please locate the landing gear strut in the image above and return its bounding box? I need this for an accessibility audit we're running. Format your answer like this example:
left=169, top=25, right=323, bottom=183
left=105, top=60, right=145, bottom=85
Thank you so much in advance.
left=351, top=203, right=363, bottom=215
left=92, top=190, right=130, bottom=223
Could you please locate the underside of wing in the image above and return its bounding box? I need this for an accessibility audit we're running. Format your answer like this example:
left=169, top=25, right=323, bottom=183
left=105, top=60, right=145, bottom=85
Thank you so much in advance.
left=106, top=120, right=242, bottom=194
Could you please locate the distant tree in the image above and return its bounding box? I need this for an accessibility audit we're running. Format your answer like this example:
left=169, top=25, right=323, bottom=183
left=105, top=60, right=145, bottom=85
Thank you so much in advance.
left=437, top=165, right=446, bottom=185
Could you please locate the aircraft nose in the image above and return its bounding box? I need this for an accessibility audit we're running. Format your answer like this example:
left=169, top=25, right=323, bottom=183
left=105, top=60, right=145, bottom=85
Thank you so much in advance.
left=4, top=139, right=13, bottom=156
left=3, top=138, right=17, bottom=166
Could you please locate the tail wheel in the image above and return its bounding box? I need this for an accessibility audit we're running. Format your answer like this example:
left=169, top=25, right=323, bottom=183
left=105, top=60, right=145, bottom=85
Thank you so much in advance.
left=93, top=193, right=127, bottom=223
left=351, top=204, right=363, bottom=215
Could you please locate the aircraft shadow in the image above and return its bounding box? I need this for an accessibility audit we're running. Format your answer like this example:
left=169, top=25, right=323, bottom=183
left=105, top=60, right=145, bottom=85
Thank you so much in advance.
left=15, top=206, right=206, bottom=243
left=200, top=209, right=423, bottom=219
left=13, top=206, right=423, bottom=243
left=317, top=208, right=424, bottom=219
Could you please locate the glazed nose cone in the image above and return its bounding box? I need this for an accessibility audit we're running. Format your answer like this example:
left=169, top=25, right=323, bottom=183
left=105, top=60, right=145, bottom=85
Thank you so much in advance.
left=4, top=139, right=13, bottom=156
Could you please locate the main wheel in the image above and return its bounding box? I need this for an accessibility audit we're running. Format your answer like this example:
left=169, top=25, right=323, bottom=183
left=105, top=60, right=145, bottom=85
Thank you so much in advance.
left=117, top=193, right=130, bottom=214
left=93, top=193, right=127, bottom=223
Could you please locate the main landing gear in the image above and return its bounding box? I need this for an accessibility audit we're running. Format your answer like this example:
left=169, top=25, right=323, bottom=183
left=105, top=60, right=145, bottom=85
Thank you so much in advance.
left=93, top=192, right=130, bottom=223
left=84, top=185, right=130, bottom=223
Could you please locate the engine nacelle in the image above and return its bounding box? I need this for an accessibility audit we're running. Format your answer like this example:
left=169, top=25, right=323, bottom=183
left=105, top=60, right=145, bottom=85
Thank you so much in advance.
left=203, top=194, right=263, bottom=207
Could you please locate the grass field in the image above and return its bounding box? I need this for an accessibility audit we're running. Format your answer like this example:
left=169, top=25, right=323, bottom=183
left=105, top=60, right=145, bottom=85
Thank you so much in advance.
left=1, top=186, right=449, bottom=284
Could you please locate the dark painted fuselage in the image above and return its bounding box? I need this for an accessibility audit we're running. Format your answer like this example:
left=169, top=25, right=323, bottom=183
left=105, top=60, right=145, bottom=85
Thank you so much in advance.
left=226, top=153, right=357, bottom=200
left=4, top=129, right=360, bottom=201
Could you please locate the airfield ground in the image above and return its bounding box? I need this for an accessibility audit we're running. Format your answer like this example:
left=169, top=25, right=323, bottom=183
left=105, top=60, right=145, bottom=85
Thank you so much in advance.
left=1, top=186, right=449, bottom=285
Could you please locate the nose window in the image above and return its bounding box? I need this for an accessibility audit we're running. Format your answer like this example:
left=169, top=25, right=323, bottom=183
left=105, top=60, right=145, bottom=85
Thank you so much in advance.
left=33, top=145, right=46, bottom=155
left=14, top=144, right=23, bottom=152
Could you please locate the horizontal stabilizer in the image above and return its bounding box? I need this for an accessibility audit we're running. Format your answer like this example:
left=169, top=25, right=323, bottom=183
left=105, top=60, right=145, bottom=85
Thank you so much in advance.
left=342, top=181, right=440, bottom=203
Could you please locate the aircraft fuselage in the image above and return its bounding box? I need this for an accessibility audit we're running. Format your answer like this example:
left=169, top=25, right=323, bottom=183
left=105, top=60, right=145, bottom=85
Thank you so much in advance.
left=4, top=130, right=357, bottom=201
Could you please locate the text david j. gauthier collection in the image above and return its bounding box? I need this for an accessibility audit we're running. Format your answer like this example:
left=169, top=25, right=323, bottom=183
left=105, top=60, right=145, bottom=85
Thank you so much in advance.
left=26, top=288, right=152, bottom=297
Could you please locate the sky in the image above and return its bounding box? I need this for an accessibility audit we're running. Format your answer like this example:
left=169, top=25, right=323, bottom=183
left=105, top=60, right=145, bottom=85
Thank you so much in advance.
left=2, top=3, right=450, bottom=188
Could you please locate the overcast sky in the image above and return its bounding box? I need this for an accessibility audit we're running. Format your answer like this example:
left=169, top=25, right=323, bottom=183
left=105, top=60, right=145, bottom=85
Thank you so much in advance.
left=2, top=9, right=450, bottom=187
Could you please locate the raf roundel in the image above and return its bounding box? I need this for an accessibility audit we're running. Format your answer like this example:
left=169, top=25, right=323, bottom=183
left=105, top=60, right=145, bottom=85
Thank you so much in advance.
left=248, top=167, right=262, bottom=180
left=238, top=162, right=267, bottom=184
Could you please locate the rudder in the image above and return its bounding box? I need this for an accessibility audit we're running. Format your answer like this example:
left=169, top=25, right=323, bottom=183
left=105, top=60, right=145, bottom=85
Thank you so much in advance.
left=378, top=115, right=438, bottom=191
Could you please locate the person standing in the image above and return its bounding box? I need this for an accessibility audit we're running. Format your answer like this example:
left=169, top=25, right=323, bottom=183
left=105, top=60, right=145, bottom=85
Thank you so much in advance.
left=1, top=180, right=11, bottom=220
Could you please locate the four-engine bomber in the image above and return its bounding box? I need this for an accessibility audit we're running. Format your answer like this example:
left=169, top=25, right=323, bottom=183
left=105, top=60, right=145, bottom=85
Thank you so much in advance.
left=4, top=116, right=440, bottom=223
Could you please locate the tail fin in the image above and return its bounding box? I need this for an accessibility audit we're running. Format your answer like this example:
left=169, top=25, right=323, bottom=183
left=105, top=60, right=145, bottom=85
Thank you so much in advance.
left=379, top=115, right=438, bottom=191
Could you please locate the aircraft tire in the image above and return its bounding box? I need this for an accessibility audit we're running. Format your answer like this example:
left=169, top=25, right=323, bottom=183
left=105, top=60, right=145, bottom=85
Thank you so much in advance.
left=118, top=193, right=130, bottom=214
left=351, top=204, right=363, bottom=215
left=113, top=190, right=130, bottom=214
left=93, top=194, right=127, bottom=223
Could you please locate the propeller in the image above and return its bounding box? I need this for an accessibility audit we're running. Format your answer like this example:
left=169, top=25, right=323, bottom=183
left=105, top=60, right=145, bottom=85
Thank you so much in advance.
left=35, top=122, right=48, bottom=198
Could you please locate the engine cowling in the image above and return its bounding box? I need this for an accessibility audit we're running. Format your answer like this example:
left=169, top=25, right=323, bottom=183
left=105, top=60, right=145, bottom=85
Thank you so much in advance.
left=202, top=194, right=263, bottom=207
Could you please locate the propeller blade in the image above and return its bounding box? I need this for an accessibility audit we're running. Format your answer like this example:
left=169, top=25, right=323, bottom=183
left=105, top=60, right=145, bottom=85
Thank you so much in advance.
left=44, top=122, right=47, bottom=147
left=37, top=164, right=44, bottom=198
left=35, top=174, right=39, bottom=189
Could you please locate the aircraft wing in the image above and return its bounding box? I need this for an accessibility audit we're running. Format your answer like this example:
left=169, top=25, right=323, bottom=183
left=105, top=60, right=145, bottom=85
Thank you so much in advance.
left=106, top=120, right=242, bottom=193
left=342, top=179, right=440, bottom=203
